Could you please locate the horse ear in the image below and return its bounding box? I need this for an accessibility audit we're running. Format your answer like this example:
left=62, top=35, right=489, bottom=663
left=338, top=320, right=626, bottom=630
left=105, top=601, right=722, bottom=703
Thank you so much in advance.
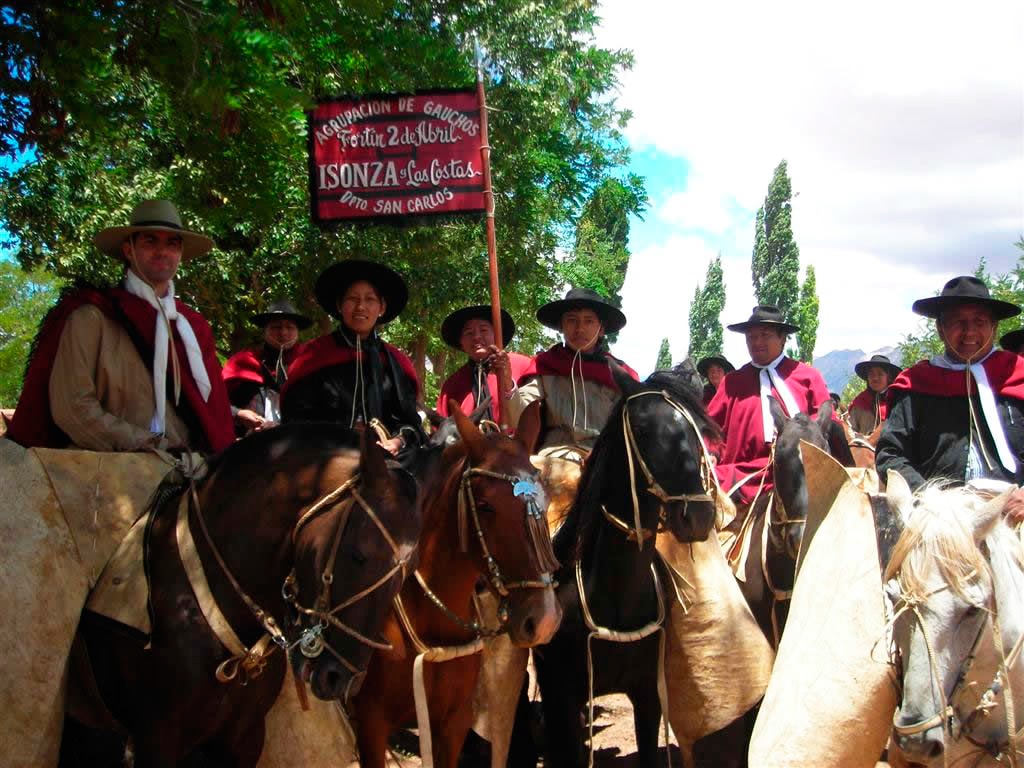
left=422, top=402, right=444, bottom=429
left=452, top=400, right=488, bottom=463
left=769, top=396, right=788, bottom=437
left=516, top=400, right=542, bottom=456
left=611, top=361, right=640, bottom=397
left=359, top=426, right=390, bottom=491
left=884, top=469, right=914, bottom=521
left=469, top=391, right=492, bottom=425
left=973, top=489, right=1012, bottom=542
left=816, top=399, right=834, bottom=427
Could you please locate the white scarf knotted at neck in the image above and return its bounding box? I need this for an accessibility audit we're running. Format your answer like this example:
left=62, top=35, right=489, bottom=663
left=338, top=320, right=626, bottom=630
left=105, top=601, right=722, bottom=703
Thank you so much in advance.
left=930, top=349, right=1016, bottom=473
left=753, top=352, right=802, bottom=443
left=124, top=270, right=212, bottom=435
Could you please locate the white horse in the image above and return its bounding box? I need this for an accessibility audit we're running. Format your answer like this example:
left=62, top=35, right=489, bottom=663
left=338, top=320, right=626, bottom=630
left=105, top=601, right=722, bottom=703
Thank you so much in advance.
left=884, top=475, right=1024, bottom=766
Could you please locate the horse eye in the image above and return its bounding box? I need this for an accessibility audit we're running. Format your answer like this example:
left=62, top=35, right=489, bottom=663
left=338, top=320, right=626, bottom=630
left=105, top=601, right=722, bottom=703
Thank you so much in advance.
left=351, top=550, right=367, bottom=565
left=965, top=605, right=982, bottom=618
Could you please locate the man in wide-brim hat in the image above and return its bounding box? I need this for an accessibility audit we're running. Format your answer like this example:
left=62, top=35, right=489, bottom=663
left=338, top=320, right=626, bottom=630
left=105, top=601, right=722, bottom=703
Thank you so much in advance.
left=697, top=354, right=734, bottom=405
left=706, top=305, right=831, bottom=505
left=877, top=276, right=1024, bottom=514
left=223, top=299, right=312, bottom=435
left=8, top=199, right=234, bottom=453
left=435, top=304, right=532, bottom=422
left=280, top=259, right=423, bottom=457
left=505, top=287, right=637, bottom=454
left=848, top=354, right=902, bottom=435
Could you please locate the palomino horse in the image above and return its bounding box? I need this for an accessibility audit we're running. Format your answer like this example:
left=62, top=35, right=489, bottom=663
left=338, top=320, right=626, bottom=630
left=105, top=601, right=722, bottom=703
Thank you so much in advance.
left=352, top=405, right=562, bottom=768
left=534, top=366, right=721, bottom=768
left=65, top=425, right=420, bottom=767
left=886, top=478, right=1024, bottom=766
left=727, top=398, right=855, bottom=647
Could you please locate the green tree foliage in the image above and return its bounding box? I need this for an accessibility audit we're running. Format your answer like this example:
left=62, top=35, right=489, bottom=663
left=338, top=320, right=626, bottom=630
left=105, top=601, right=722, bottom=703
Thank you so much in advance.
left=557, top=175, right=647, bottom=302
left=793, top=265, right=819, bottom=362
left=687, top=253, right=726, bottom=361
left=0, top=262, right=62, bottom=407
left=655, top=337, right=672, bottom=370
left=839, top=373, right=862, bottom=412
left=0, top=0, right=638, bottom=399
left=751, top=160, right=801, bottom=321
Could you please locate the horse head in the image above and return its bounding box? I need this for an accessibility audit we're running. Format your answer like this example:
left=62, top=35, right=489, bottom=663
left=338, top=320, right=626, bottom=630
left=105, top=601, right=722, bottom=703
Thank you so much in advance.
left=446, top=404, right=562, bottom=647
left=599, top=363, right=720, bottom=545
left=770, top=398, right=852, bottom=561
left=287, top=428, right=420, bottom=703
left=886, top=481, right=1022, bottom=764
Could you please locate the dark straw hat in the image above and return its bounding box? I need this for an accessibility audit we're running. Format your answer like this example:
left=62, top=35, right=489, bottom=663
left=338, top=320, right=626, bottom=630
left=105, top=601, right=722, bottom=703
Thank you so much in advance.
left=252, top=299, right=312, bottom=330
left=536, top=287, right=627, bottom=334
left=854, top=354, right=901, bottom=382
left=441, top=305, right=516, bottom=349
left=314, top=259, right=408, bottom=324
left=94, top=199, right=214, bottom=260
left=697, top=355, right=735, bottom=378
left=1000, top=328, right=1024, bottom=353
left=727, top=305, right=800, bottom=334
left=912, top=275, right=1020, bottom=321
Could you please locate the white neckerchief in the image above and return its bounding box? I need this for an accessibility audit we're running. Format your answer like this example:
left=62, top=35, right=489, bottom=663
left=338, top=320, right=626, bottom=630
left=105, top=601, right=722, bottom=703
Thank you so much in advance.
left=124, top=270, right=212, bottom=435
left=929, top=349, right=1016, bottom=473
left=752, top=352, right=802, bottom=443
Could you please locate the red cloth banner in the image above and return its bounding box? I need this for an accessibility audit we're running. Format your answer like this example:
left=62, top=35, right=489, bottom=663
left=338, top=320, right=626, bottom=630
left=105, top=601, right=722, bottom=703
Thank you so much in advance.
left=308, top=89, right=486, bottom=223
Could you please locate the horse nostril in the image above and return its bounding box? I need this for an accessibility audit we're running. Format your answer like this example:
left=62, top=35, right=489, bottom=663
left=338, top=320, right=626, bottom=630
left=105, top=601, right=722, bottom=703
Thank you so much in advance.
left=927, top=739, right=944, bottom=758
left=522, top=616, right=536, bottom=640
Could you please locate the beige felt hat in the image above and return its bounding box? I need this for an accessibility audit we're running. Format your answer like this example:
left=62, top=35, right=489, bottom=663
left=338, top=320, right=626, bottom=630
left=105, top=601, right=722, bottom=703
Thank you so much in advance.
left=93, top=199, right=214, bottom=260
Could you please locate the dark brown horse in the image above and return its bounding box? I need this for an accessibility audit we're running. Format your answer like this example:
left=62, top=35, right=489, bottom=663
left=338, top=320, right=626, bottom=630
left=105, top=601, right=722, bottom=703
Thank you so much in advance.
left=64, top=425, right=420, bottom=768
left=353, top=405, right=562, bottom=768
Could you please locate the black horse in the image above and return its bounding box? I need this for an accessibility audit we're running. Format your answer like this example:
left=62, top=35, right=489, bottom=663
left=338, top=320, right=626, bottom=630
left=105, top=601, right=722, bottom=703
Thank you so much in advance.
left=62, top=424, right=420, bottom=768
left=533, top=365, right=720, bottom=768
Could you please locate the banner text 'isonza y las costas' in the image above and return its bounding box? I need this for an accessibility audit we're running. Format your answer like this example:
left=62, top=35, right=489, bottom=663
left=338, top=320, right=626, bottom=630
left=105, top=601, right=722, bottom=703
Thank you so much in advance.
left=308, top=90, right=486, bottom=223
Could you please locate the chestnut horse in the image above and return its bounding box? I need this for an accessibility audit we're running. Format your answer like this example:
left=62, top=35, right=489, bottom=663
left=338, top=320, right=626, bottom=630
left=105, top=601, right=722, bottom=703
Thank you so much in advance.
left=64, top=425, right=420, bottom=767
left=353, top=406, right=562, bottom=768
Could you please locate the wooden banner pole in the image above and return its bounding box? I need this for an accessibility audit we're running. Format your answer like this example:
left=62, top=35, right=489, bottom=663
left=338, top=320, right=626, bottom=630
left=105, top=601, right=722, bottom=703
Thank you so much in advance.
left=475, top=37, right=506, bottom=427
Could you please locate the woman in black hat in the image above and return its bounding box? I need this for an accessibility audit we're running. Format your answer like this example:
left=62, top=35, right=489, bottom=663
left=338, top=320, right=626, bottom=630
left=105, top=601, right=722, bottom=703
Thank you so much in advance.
left=223, top=299, right=312, bottom=435
left=877, top=276, right=1024, bottom=502
left=697, top=354, right=734, bottom=405
left=847, top=355, right=901, bottom=435
left=506, top=287, right=638, bottom=455
left=280, top=260, right=424, bottom=456
left=435, top=305, right=532, bottom=421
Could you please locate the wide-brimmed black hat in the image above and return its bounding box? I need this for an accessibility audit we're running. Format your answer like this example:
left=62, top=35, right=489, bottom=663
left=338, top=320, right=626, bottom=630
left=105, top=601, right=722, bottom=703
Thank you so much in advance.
left=314, top=259, right=408, bottom=324
left=854, top=354, right=901, bottom=382
left=536, top=287, right=627, bottom=334
left=252, top=299, right=312, bottom=330
left=912, top=275, right=1020, bottom=321
left=727, top=305, right=800, bottom=334
left=1000, top=328, right=1024, bottom=353
left=94, top=199, right=214, bottom=260
left=696, top=355, right=735, bottom=378
left=441, top=305, right=516, bottom=349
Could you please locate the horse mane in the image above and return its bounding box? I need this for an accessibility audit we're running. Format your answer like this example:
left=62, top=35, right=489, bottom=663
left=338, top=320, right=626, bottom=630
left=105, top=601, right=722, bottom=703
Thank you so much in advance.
left=884, top=483, right=997, bottom=603
left=554, top=373, right=721, bottom=570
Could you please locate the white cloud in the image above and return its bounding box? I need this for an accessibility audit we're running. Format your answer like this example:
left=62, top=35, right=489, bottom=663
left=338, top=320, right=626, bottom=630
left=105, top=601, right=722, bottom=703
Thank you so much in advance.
left=597, top=0, right=1024, bottom=359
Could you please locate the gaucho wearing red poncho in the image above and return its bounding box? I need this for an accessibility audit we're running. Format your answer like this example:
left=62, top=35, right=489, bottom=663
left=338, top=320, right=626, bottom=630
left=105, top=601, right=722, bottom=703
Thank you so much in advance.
left=706, top=357, right=830, bottom=505
left=876, top=351, right=1024, bottom=490
left=8, top=286, right=234, bottom=453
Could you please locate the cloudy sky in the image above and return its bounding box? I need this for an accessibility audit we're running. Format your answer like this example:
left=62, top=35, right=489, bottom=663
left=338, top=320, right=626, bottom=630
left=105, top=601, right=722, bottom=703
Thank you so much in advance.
left=596, top=0, right=1024, bottom=377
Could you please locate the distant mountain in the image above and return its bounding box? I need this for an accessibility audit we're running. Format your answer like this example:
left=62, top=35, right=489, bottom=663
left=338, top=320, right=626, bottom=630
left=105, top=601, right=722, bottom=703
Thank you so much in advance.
left=813, top=345, right=900, bottom=393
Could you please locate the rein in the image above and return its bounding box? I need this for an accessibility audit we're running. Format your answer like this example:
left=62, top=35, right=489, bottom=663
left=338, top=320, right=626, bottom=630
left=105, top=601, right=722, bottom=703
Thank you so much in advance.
left=889, top=561, right=1024, bottom=766
left=185, top=473, right=410, bottom=691
left=394, top=454, right=557, bottom=768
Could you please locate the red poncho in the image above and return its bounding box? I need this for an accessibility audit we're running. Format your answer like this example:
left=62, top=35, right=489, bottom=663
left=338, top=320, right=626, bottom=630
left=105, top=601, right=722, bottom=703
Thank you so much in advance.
left=437, top=352, right=533, bottom=417
left=888, top=352, right=1024, bottom=402
left=222, top=344, right=302, bottom=396
left=9, top=287, right=234, bottom=453
left=706, top=358, right=830, bottom=504
left=517, top=344, right=639, bottom=388
left=281, top=334, right=420, bottom=400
